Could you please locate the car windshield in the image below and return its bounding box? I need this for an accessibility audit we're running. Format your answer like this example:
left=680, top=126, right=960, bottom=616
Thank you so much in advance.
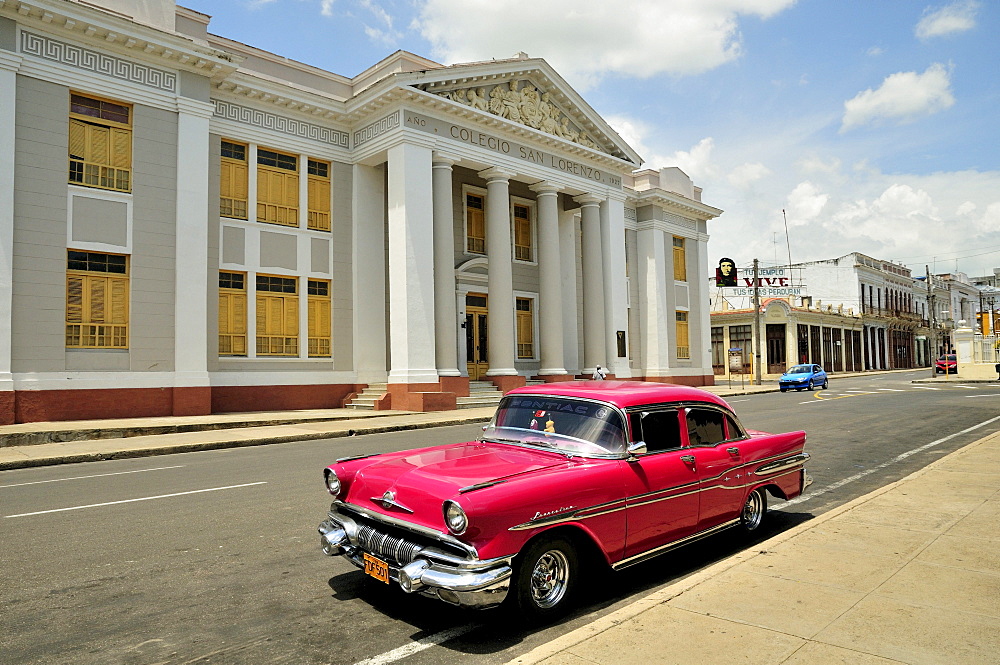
left=787, top=365, right=812, bottom=374
left=939, top=355, right=956, bottom=361
left=482, top=395, right=627, bottom=456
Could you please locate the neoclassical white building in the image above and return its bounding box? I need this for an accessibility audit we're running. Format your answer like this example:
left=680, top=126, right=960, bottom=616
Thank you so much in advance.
left=0, top=0, right=721, bottom=423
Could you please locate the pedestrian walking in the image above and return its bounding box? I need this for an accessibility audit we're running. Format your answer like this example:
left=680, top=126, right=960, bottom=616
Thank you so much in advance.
left=592, top=365, right=607, bottom=380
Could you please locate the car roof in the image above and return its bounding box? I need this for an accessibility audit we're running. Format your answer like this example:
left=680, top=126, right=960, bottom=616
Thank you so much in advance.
left=504, top=380, right=732, bottom=410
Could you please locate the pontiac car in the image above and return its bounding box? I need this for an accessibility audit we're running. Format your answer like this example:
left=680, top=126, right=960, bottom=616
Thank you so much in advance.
left=317, top=381, right=809, bottom=621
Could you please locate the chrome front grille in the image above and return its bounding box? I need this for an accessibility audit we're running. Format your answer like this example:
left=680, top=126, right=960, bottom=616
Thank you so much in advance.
left=357, top=523, right=420, bottom=565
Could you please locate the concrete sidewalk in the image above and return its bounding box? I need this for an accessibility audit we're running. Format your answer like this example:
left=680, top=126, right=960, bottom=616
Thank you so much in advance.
left=506, top=431, right=1000, bottom=665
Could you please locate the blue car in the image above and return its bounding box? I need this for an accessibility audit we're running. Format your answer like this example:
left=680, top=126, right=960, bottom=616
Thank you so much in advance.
left=779, top=364, right=828, bottom=392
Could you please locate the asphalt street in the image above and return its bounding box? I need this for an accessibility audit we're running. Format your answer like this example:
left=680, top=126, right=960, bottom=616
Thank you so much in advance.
left=3, top=369, right=999, bottom=665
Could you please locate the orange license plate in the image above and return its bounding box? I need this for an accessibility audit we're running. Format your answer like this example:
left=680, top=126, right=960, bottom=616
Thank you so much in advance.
left=363, top=552, right=390, bottom=584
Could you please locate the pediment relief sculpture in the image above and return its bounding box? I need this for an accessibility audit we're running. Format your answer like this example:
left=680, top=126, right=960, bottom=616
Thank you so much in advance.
left=435, top=80, right=602, bottom=152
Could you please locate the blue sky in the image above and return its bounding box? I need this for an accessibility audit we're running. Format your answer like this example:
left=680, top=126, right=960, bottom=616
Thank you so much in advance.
left=186, top=0, right=1000, bottom=278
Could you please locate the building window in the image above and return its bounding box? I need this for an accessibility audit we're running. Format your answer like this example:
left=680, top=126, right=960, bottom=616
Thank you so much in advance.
left=676, top=311, right=690, bottom=358
left=730, top=324, right=752, bottom=370
left=513, top=203, right=533, bottom=262
left=308, top=279, right=331, bottom=357
left=307, top=159, right=331, bottom=232
left=68, top=93, right=132, bottom=193
left=466, top=193, right=486, bottom=254
left=220, top=140, right=248, bottom=219
left=672, top=236, right=686, bottom=282
left=256, top=274, right=298, bottom=356
left=711, top=326, right=724, bottom=374
left=219, top=271, right=247, bottom=356
left=257, top=148, right=299, bottom=227
left=66, top=250, right=128, bottom=349
left=516, top=297, right=534, bottom=359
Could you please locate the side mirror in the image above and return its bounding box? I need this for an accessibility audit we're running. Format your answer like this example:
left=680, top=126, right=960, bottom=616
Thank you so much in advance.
left=627, top=441, right=647, bottom=460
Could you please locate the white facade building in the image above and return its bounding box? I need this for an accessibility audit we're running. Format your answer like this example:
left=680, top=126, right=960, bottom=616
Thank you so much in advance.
left=0, top=0, right=721, bottom=423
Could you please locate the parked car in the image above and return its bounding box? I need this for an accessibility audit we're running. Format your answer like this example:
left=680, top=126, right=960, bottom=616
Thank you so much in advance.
left=778, top=364, right=828, bottom=392
left=935, top=354, right=957, bottom=374
left=316, top=381, right=810, bottom=621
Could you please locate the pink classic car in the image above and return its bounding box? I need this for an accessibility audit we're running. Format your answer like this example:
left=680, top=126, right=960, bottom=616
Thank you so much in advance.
left=317, top=381, right=810, bottom=620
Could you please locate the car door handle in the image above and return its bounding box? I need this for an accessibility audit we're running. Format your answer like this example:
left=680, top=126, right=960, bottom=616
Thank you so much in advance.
left=727, top=447, right=740, bottom=455
left=680, top=455, right=696, bottom=464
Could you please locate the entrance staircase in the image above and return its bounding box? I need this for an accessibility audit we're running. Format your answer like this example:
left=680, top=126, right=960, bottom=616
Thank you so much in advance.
left=345, top=380, right=505, bottom=410
left=456, top=380, right=504, bottom=409
left=345, top=382, right=388, bottom=410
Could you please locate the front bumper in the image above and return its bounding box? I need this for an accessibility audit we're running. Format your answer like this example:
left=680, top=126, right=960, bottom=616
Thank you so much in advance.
left=318, top=506, right=512, bottom=609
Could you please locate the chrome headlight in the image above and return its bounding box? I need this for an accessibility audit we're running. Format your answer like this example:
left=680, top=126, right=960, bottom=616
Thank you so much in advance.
left=324, top=469, right=341, bottom=496
left=443, top=500, right=468, bottom=535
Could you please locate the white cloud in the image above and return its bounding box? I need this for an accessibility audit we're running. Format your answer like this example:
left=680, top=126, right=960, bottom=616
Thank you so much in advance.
left=728, top=162, right=772, bottom=188
left=841, top=63, right=955, bottom=132
left=786, top=181, right=828, bottom=222
left=320, top=0, right=335, bottom=16
left=666, top=138, right=720, bottom=181
left=916, top=1, right=980, bottom=39
left=414, top=0, right=796, bottom=89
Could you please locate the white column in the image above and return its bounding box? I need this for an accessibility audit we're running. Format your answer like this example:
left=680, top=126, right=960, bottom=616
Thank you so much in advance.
left=559, top=208, right=580, bottom=374
left=530, top=181, right=566, bottom=375
left=174, top=99, right=214, bottom=388
left=637, top=226, right=670, bottom=376
left=601, top=195, right=631, bottom=378
left=433, top=153, right=461, bottom=376
left=480, top=167, right=517, bottom=376
left=692, top=230, right=712, bottom=375
left=0, top=52, right=22, bottom=407
left=577, top=194, right=605, bottom=374
left=387, top=141, right=438, bottom=384
left=352, top=163, right=387, bottom=382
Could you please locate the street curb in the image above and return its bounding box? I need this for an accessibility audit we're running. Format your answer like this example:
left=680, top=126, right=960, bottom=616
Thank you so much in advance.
left=0, top=414, right=493, bottom=471
left=503, top=430, right=1000, bottom=665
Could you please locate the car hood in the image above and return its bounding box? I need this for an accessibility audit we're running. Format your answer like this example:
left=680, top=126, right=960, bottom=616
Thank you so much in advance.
left=341, top=442, right=568, bottom=531
left=781, top=372, right=811, bottom=378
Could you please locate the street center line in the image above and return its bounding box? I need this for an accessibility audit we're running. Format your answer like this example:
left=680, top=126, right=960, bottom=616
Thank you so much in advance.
left=912, top=386, right=940, bottom=390
left=877, top=388, right=905, bottom=392
left=352, top=625, right=477, bottom=665
left=0, top=465, right=185, bottom=489
left=4, top=482, right=267, bottom=518
left=777, top=414, right=1000, bottom=510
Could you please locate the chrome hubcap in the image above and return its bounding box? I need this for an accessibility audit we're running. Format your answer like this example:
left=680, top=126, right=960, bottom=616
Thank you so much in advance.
left=529, top=549, right=570, bottom=608
left=742, top=491, right=763, bottom=530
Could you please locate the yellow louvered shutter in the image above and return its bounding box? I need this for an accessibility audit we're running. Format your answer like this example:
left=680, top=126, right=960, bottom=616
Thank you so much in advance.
left=111, top=128, right=131, bottom=169
left=69, top=120, right=87, bottom=159
left=67, top=276, right=84, bottom=323
left=308, top=176, right=331, bottom=231
left=90, top=278, right=106, bottom=322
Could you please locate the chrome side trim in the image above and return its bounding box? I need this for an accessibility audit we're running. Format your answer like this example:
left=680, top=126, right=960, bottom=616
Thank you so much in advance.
left=612, top=519, right=740, bottom=570
left=336, top=453, right=379, bottom=463
left=755, top=453, right=811, bottom=477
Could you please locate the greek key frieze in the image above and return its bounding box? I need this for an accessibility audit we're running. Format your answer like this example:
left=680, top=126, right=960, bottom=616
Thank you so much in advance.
left=212, top=99, right=350, bottom=148
left=353, top=112, right=400, bottom=147
left=20, top=31, right=176, bottom=92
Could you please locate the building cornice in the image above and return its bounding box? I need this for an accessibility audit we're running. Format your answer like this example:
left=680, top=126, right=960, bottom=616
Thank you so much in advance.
left=628, top=188, right=722, bottom=222
left=2, top=0, right=241, bottom=79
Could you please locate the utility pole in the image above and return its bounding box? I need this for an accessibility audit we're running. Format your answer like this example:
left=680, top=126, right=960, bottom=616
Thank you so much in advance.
left=927, top=265, right=935, bottom=378
left=753, top=258, right=762, bottom=385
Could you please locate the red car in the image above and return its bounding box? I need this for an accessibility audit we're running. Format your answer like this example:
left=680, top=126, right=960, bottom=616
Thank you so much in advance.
left=935, top=354, right=957, bottom=374
left=317, top=381, right=810, bottom=620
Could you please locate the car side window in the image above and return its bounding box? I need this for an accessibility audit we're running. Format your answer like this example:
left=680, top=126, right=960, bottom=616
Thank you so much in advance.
left=685, top=408, right=726, bottom=447
left=631, top=409, right=682, bottom=453
left=724, top=415, right=747, bottom=441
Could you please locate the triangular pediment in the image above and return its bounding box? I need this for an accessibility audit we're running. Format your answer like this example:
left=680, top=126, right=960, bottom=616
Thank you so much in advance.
left=405, top=57, right=641, bottom=165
